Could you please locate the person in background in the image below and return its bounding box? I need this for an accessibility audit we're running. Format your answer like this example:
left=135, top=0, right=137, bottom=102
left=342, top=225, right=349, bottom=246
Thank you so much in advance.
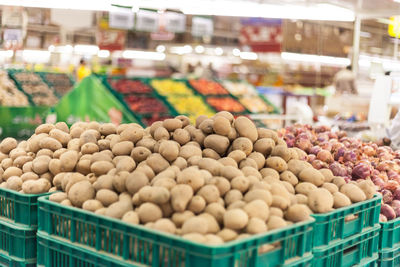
left=202, top=63, right=217, bottom=80
left=76, top=59, right=91, bottom=81
left=169, top=65, right=184, bottom=79
left=333, top=65, right=357, bottom=95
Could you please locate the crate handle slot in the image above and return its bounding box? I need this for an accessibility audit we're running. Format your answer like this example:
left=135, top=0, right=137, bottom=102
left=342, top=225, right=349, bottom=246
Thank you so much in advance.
left=258, top=241, right=280, bottom=255
left=343, top=244, right=358, bottom=256
left=344, top=213, right=359, bottom=223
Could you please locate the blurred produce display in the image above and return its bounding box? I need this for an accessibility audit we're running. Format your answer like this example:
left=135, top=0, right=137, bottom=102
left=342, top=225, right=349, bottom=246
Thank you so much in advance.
left=151, top=79, right=193, bottom=95
left=189, top=79, right=229, bottom=95
left=223, top=80, right=258, bottom=95
left=124, top=95, right=168, bottom=114
left=279, top=124, right=400, bottom=221
left=239, top=95, right=275, bottom=113
left=13, top=72, right=42, bottom=83
left=109, top=79, right=152, bottom=94
left=167, top=95, right=214, bottom=120
left=42, top=73, right=74, bottom=96
left=21, top=83, right=58, bottom=106
left=206, top=97, right=246, bottom=113
left=0, top=71, right=29, bottom=106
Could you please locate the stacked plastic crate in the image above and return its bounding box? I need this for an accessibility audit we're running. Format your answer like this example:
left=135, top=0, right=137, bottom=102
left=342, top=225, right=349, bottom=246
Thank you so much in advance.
left=378, top=218, right=400, bottom=266
left=310, top=195, right=381, bottom=266
left=0, top=188, right=51, bottom=266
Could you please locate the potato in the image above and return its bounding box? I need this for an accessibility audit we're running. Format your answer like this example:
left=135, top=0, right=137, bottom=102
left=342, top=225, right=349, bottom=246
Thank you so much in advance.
left=285, top=204, right=312, bottom=222
left=269, top=207, right=284, bottom=218
left=59, top=150, right=79, bottom=172
left=239, top=158, right=258, bottom=169
left=146, top=153, right=169, bottom=174
left=308, top=188, right=334, bottom=213
left=202, top=148, right=220, bottom=160
left=163, top=118, right=183, bottom=132
left=227, top=150, right=247, bottom=163
left=224, top=209, right=249, bottom=230
left=9, top=148, right=26, bottom=161
left=90, top=161, right=114, bottom=176
left=171, top=128, right=190, bottom=146
left=244, top=199, right=269, bottom=221
left=204, top=135, right=230, bottom=155
left=295, top=182, right=317, bottom=195
left=60, top=199, right=72, bottom=206
left=218, top=157, right=237, bottom=167
left=357, top=180, right=376, bottom=199
left=188, top=195, right=206, bottom=214
left=63, top=173, right=87, bottom=193
left=48, top=159, right=61, bottom=175
left=244, top=189, right=272, bottom=205
left=322, top=183, right=339, bottom=194
left=319, top=168, right=334, bottom=183
left=246, top=217, right=267, bottom=234
left=234, top=116, right=258, bottom=142
left=270, top=145, right=291, bottom=162
left=333, top=192, right=352, bottom=208
left=68, top=180, right=95, bottom=207
left=2, top=158, right=12, bottom=170
left=332, top=177, right=346, bottom=188
left=153, top=218, right=176, bottom=234
left=138, top=203, right=162, bottom=223
left=220, top=166, right=242, bottom=180
left=39, top=137, right=62, bottom=151
left=265, top=157, right=287, bottom=173
left=216, top=228, right=237, bottom=242
left=231, top=176, right=250, bottom=193
left=340, top=183, right=366, bottom=203
left=122, top=211, right=139, bottom=224
left=70, top=127, right=84, bottom=139
left=3, top=166, right=22, bottom=180
left=67, top=138, right=80, bottom=151
left=96, top=189, right=119, bottom=207
left=139, top=186, right=170, bottom=204
left=212, top=116, right=231, bottom=136
left=176, top=167, right=204, bottom=192
left=279, top=171, right=298, bottom=186
left=0, top=138, right=18, bottom=154
left=171, top=184, right=193, bottom=212
left=112, top=141, right=133, bottom=156
left=6, top=176, right=23, bottom=191
left=267, top=216, right=287, bottom=230
left=298, top=168, right=325, bottom=186
left=199, top=119, right=214, bottom=134
left=36, top=149, right=53, bottom=158
left=197, top=185, right=220, bottom=203
left=124, top=171, right=148, bottom=195
left=82, top=199, right=104, bottom=212
left=198, top=213, right=220, bottom=234
left=120, top=126, right=144, bottom=144
left=159, top=141, right=179, bottom=162
left=99, top=123, right=117, bottom=136
left=49, top=192, right=68, bottom=203
left=21, top=172, right=39, bottom=182
left=49, top=128, right=71, bottom=146
left=105, top=201, right=133, bottom=219
left=135, top=137, right=156, bottom=152
left=35, top=124, right=55, bottom=134
left=154, top=127, right=170, bottom=141
left=81, top=143, right=99, bottom=155
left=207, top=176, right=231, bottom=196
left=295, top=194, right=308, bottom=205
left=247, top=152, right=265, bottom=170
left=232, top=138, right=253, bottom=156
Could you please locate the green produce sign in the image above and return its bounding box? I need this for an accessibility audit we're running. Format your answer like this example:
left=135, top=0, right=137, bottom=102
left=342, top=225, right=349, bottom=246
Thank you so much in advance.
left=0, top=106, right=50, bottom=139
left=53, top=76, right=139, bottom=126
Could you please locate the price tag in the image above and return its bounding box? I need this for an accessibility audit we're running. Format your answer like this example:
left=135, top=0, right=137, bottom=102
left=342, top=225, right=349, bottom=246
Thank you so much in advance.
left=192, top=17, right=213, bottom=37
left=165, top=12, right=186, bottom=33
left=136, top=10, right=159, bottom=32
left=109, top=7, right=135, bottom=30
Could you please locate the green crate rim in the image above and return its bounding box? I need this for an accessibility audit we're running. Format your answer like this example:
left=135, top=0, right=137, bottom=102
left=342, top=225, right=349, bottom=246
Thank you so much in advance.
left=379, top=216, right=400, bottom=250
left=0, top=253, right=36, bottom=267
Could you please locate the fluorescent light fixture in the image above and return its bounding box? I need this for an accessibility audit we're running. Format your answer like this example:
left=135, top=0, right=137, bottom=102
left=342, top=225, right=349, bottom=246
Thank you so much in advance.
left=74, top=45, right=99, bottom=55
left=281, top=52, right=350, bottom=66
left=232, top=48, right=241, bottom=56
left=98, top=50, right=110, bottom=58
left=122, top=50, right=166, bottom=61
left=240, top=51, right=258, bottom=60
left=48, top=45, right=55, bottom=52
left=0, top=50, right=13, bottom=58
left=359, top=54, right=400, bottom=71
left=170, top=45, right=192, bottom=55
left=195, top=45, right=205, bottom=53
left=0, top=0, right=354, bottom=21
left=156, top=45, right=166, bottom=53
left=215, top=47, right=223, bottom=56
left=22, top=50, right=51, bottom=63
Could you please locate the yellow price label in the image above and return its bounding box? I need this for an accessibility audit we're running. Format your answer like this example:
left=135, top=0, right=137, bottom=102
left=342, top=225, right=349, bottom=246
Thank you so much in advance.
left=389, top=16, right=400, bottom=38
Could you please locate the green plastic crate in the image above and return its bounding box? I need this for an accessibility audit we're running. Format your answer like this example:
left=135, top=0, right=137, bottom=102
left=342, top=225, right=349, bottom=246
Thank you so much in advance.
left=312, top=225, right=380, bottom=267
left=311, top=194, right=381, bottom=248
left=283, top=254, right=313, bottom=267
left=377, top=245, right=400, bottom=267
left=0, top=218, right=37, bottom=260
left=0, top=188, right=51, bottom=227
left=0, top=253, right=36, bottom=267
left=38, top=196, right=314, bottom=267
left=379, top=217, right=400, bottom=250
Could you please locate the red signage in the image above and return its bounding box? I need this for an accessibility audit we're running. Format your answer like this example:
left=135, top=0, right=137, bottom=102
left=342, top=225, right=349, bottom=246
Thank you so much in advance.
left=97, top=30, right=126, bottom=51
left=239, top=19, right=282, bottom=52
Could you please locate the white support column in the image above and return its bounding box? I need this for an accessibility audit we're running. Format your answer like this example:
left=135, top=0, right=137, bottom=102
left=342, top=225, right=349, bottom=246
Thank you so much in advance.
left=352, top=0, right=363, bottom=75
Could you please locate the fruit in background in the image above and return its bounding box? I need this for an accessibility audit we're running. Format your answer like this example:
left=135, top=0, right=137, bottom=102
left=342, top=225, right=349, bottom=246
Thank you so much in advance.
left=151, top=79, right=192, bottom=95
left=206, top=97, right=246, bottom=112
left=0, top=71, right=29, bottom=106
left=124, top=95, right=168, bottom=113
left=189, top=79, right=229, bottom=95
left=110, top=79, right=152, bottom=94
left=239, top=96, right=274, bottom=113
left=14, top=72, right=42, bottom=83
left=142, top=115, right=173, bottom=125
left=45, top=73, right=73, bottom=95
left=22, top=83, right=58, bottom=106
left=167, top=95, right=214, bottom=119
left=223, top=81, right=257, bottom=96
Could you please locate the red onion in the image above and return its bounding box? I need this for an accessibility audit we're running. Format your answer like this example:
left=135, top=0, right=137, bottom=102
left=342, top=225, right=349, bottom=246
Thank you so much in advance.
left=381, top=189, right=394, bottom=204
left=352, top=163, right=371, bottom=179
left=330, top=162, right=347, bottom=177
left=317, top=149, right=334, bottom=163
left=309, top=146, right=322, bottom=155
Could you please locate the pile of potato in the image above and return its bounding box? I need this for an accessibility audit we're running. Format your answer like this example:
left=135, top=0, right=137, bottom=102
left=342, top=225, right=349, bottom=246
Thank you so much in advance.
left=0, top=112, right=376, bottom=245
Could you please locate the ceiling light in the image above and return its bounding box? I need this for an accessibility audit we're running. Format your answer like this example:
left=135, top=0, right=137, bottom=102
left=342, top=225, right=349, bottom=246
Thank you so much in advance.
left=215, top=47, right=223, bottom=56
left=21, top=50, right=51, bottom=63
left=74, top=45, right=99, bottom=55
left=232, top=48, right=241, bottom=56
left=122, top=50, right=166, bottom=60
left=240, top=51, right=258, bottom=60
left=195, top=45, right=205, bottom=53
left=170, top=45, right=192, bottom=55
left=0, top=50, right=13, bottom=58
left=281, top=52, right=350, bottom=66
left=98, top=50, right=110, bottom=58
left=156, top=45, right=166, bottom=53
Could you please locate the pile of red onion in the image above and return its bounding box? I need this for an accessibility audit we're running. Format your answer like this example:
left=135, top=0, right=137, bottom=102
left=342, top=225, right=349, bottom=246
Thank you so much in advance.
left=278, top=124, right=400, bottom=221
